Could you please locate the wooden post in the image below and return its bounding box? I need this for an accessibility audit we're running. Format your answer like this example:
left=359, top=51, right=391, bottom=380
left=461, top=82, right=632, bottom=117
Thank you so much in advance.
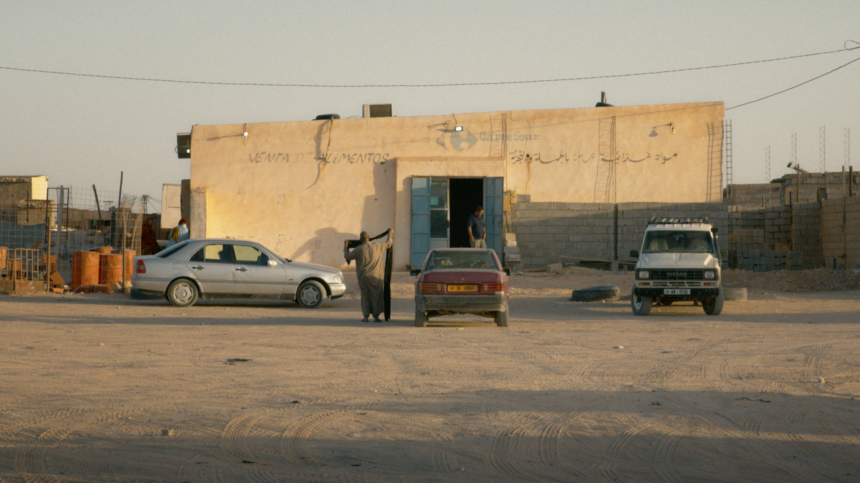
left=796, top=166, right=801, bottom=203
left=45, top=196, right=51, bottom=293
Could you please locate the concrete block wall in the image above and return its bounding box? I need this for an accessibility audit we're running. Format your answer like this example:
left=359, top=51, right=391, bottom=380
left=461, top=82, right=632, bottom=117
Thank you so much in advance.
left=510, top=202, right=615, bottom=267
left=509, top=201, right=728, bottom=269
left=729, top=206, right=765, bottom=230
left=764, top=205, right=793, bottom=248
left=734, top=249, right=803, bottom=272
left=730, top=229, right=764, bottom=252
left=820, top=195, right=860, bottom=269
left=791, top=201, right=822, bottom=269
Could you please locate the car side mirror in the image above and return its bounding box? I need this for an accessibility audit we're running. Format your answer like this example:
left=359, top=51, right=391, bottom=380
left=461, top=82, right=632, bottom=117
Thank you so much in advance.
left=503, top=267, right=511, bottom=276
left=268, top=260, right=278, bottom=267
left=630, top=250, right=639, bottom=259
left=711, top=227, right=719, bottom=234
left=410, top=269, right=421, bottom=276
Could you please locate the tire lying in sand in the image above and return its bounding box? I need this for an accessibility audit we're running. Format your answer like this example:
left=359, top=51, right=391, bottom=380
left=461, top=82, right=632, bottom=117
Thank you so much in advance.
left=723, top=287, right=748, bottom=301
left=571, top=285, right=621, bottom=302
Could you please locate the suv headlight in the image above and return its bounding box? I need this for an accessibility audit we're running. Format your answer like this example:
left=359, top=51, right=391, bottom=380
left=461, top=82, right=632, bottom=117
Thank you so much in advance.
left=704, top=271, right=715, bottom=279
left=637, top=270, right=649, bottom=279
left=334, top=273, right=343, bottom=283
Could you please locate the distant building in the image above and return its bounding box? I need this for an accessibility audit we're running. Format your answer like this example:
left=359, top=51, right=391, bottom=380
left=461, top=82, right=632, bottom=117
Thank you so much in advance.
left=728, top=171, right=860, bottom=208
left=182, top=101, right=724, bottom=269
left=0, top=175, right=48, bottom=205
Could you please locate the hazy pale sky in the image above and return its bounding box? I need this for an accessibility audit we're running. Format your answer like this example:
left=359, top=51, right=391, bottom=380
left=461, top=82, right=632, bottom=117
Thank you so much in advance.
left=1, top=1, right=858, bottom=209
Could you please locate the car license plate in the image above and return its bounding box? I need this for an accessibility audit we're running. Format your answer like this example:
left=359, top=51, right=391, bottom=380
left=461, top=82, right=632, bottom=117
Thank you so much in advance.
left=448, top=284, right=478, bottom=292
left=664, top=289, right=691, bottom=295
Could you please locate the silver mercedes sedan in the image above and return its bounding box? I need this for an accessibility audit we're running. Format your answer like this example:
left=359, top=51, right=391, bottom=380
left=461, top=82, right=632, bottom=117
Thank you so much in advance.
left=131, top=239, right=346, bottom=308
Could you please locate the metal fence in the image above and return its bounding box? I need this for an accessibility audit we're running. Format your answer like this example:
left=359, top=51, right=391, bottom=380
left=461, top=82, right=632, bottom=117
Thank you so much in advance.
left=0, top=186, right=145, bottom=289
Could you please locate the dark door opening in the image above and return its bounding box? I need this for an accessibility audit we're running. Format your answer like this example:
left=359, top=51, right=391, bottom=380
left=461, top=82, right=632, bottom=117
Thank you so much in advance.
left=449, top=178, right=484, bottom=248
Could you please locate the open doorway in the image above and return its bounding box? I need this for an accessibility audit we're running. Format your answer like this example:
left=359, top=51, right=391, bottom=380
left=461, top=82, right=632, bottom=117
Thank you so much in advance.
left=449, top=178, right=484, bottom=248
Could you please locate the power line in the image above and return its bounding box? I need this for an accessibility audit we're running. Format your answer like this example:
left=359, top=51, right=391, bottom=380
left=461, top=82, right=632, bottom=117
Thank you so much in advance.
left=726, top=55, right=860, bottom=110
left=0, top=45, right=857, bottom=89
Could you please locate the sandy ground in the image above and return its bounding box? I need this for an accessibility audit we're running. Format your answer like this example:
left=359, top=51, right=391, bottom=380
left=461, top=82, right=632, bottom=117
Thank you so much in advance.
left=1, top=269, right=859, bottom=483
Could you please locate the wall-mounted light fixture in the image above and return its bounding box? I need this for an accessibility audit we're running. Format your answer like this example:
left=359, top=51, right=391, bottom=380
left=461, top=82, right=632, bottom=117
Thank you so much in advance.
left=649, top=123, right=674, bottom=137
left=242, top=123, right=249, bottom=145
left=454, top=126, right=464, bottom=132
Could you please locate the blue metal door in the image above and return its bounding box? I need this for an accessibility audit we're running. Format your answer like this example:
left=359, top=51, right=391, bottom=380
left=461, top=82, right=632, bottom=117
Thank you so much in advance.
left=484, top=177, right=504, bottom=257
left=411, top=177, right=431, bottom=268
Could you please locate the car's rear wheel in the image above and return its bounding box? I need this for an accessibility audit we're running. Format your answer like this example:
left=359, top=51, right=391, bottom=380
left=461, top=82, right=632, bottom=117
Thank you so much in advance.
left=702, top=289, right=724, bottom=316
left=297, top=280, right=325, bottom=309
left=166, top=279, right=198, bottom=307
left=494, top=309, right=509, bottom=327
left=631, top=287, right=652, bottom=316
left=415, top=305, right=428, bottom=327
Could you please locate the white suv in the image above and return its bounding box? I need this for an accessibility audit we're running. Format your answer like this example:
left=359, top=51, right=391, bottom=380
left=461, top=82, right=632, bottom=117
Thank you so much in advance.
left=630, top=217, right=723, bottom=316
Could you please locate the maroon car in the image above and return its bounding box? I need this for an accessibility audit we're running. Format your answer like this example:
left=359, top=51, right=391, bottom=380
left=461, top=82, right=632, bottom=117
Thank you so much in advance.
left=411, top=248, right=511, bottom=327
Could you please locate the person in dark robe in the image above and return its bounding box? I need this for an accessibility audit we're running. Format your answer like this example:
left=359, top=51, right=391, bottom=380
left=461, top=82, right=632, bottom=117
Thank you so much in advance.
left=140, top=217, right=160, bottom=255
left=344, top=229, right=393, bottom=322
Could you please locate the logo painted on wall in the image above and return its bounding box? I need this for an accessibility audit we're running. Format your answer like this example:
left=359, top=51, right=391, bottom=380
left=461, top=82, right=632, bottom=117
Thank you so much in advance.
left=436, top=129, right=478, bottom=151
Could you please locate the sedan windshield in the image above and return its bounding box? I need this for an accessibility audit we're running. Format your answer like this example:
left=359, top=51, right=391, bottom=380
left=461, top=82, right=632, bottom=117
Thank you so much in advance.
left=426, top=251, right=499, bottom=270
left=643, top=231, right=716, bottom=254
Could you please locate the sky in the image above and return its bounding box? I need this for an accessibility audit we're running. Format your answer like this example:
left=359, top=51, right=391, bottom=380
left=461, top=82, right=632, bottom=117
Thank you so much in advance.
left=1, top=1, right=858, bottom=211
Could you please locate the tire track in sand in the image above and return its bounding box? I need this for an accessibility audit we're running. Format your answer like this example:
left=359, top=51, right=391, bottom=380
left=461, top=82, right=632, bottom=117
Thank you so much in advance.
left=13, top=408, right=140, bottom=483
left=219, top=412, right=280, bottom=483
left=279, top=401, right=382, bottom=477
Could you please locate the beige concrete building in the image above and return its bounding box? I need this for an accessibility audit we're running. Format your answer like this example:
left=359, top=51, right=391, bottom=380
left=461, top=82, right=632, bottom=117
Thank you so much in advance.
left=0, top=175, right=49, bottom=205
left=185, top=102, right=724, bottom=270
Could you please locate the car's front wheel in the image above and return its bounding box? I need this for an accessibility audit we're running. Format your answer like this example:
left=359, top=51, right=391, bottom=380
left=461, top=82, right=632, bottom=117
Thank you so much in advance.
left=166, top=279, right=198, bottom=307
left=296, top=280, right=326, bottom=309
left=415, top=305, right=428, bottom=327
left=494, top=309, right=509, bottom=327
left=631, top=287, right=652, bottom=316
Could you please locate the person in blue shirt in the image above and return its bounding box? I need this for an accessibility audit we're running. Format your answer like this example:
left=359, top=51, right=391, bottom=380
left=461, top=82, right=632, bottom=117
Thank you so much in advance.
left=467, top=206, right=486, bottom=248
left=167, top=218, right=189, bottom=247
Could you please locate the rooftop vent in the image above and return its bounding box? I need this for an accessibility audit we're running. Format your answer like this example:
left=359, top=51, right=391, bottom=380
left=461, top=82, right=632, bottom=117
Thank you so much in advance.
left=595, top=91, right=613, bottom=107
left=363, top=104, right=392, bottom=118
left=314, top=114, right=340, bottom=120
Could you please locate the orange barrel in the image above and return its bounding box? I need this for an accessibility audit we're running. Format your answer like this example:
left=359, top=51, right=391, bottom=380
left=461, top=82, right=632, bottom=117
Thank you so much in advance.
left=72, top=251, right=100, bottom=290
left=98, top=254, right=123, bottom=292
left=122, top=249, right=136, bottom=282
left=95, top=247, right=112, bottom=254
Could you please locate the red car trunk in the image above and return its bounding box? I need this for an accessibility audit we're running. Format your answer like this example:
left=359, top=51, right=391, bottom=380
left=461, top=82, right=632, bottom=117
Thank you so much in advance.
left=419, top=271, right=507, bottom=296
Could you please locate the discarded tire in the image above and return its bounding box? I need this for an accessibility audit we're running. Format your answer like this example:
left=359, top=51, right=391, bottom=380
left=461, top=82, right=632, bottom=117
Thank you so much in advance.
left=571, top=285, right=620, bottom=302
left=723, top=287, right=748, bottom=301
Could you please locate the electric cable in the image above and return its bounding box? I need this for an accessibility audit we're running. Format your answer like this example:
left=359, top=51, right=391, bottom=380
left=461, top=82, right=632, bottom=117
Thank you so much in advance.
left=727, top=55, right=860, bottom=110
left=0, top=44, right=857, bottom=88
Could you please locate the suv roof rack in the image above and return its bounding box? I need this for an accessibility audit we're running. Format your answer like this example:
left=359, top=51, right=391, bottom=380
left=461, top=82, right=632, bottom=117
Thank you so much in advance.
left=647, top=216, right=711, bottom=225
